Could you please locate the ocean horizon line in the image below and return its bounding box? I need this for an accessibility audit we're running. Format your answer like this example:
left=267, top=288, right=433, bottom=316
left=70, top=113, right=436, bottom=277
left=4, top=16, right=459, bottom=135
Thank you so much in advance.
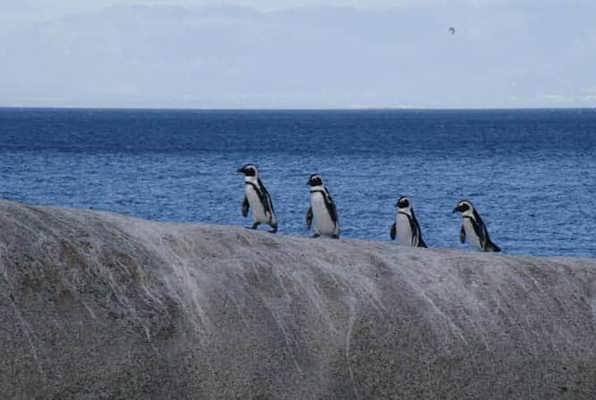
left=1, top=106, right=596, bottom=113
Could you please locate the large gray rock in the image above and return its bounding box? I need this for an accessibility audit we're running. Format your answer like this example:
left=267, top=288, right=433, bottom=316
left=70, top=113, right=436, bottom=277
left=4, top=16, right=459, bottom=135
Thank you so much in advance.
left=0, top=200, right=595, bottom=399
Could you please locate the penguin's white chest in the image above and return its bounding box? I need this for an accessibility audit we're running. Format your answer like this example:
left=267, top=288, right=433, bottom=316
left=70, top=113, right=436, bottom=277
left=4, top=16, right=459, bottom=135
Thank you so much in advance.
left=311, top=192, right=335, bottom=235
left=396, top=213, right=414, bottom=246
left=463, top=218, right=482, bottom=249
left=245, top=185, right=268, bottom=223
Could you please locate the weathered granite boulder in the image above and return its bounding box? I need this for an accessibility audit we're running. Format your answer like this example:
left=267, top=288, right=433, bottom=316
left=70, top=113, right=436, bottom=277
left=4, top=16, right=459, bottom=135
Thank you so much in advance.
left=0, top=200, right=594, bottom=399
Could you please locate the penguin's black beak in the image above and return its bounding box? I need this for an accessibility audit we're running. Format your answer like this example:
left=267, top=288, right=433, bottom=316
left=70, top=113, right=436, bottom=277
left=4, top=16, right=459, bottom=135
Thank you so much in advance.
left=237, top=168, right=244, bottom=174
left=452, top=206, right=460, bottom=213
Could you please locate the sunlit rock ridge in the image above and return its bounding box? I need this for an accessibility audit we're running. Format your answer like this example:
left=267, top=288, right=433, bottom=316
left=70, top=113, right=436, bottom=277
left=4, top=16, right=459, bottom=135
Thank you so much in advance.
left=0, top=200, right=595, bottom=399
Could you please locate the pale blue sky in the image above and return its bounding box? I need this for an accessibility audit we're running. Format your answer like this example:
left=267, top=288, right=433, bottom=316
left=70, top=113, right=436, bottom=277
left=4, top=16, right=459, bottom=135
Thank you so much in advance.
left=1, top=1, right=595, bottom=108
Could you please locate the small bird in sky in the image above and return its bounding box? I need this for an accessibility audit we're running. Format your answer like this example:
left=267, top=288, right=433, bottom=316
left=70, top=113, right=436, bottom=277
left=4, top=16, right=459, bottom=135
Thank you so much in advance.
left=449, top=27, right=456, bottom=35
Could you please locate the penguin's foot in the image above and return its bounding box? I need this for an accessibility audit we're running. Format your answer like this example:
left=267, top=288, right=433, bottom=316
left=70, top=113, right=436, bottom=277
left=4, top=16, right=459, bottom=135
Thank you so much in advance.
left=250, top=222, right=260, bottom=230
left=485, top=245, right=501, bottom=253
left=331, top=234, right=340, bottom=239
left=311, top=234, right=321, bottom=239
left=269, top=225, right=278, bottom=234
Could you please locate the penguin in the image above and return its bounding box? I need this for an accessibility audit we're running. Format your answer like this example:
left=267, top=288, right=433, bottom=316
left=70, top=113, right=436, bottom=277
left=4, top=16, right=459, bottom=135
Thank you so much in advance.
left=390, top=196, right=427, bottom=248
left=452, top=200, right=501, bottom=252
left=237, top=164, right=278, bottom=233
left=305, top=174, right=340, bottom=239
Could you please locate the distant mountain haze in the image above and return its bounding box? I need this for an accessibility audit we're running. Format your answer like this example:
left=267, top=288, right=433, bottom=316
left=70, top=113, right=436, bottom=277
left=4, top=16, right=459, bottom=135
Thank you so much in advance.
left=1, top=1, right=595, bottom=108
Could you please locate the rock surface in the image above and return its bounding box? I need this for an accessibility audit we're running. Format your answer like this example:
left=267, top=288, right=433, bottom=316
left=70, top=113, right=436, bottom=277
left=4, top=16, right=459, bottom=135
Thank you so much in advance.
left=0, top=200, right=595, bottom=399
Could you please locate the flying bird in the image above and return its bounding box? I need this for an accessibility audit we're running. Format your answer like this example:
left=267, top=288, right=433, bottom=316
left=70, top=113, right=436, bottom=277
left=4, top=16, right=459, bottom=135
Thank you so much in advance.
left=449, top=27, right=456, bottom=35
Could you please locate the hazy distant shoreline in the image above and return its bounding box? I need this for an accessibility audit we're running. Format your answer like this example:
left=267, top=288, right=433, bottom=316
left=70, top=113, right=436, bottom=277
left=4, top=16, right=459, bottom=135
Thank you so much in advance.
left=2, top=3, right=595, bottom=109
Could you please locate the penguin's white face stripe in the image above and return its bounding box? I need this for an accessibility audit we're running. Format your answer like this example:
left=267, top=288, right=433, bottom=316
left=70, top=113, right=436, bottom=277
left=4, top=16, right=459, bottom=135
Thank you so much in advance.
left=309, top=174, right=323, bottom=184
left=396, top=197, right=412, bottom=215
left=308, top=174, right=324, bottom=187
left=456, top=200, right=475, bottom=217
left=457, top=200, right=473, bottom=208
left=396, top=196, right=410, bottom=206
left=245, top=165, right=258, bottom=175
left=462, top=209, right=474, bottom=218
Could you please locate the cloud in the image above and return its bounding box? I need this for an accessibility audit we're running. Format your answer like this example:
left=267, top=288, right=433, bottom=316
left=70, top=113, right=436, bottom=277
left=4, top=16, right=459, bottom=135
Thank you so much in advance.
left=1, top=2, right=595, bottom=108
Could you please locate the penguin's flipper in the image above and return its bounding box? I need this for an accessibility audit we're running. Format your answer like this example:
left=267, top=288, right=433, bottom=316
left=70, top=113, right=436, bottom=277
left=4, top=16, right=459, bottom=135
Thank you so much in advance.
left=324, top=192, right=339, bottom=224
left=258, top=178, right=275, bottom=216
left=242, top=196, right=249, bottom=218
left=471, top=211, right=489, bottom=245
left=390, top=223, right=396, bottom=240
left=478, top=219, right=500, bottom=252
left=459, top=225, right=466, bottom=243
left=305, top=207, right=313, bottom=229
left=410, top=210, right=426, bottom=248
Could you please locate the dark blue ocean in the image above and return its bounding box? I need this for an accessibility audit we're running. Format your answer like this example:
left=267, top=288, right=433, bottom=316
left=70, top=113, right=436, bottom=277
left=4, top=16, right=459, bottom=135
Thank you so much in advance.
left=1, top=108, right=595, bottom=257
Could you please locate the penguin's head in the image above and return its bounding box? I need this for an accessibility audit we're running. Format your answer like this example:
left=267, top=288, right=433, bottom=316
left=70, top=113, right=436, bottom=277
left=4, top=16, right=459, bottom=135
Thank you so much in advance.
left=395, top=196, right=410, bottom=209
left=237, top=164, right=258, bottom=177
left=453, top=200, right=473, bottom=214
left=307, top=174, right=323, bottom=187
